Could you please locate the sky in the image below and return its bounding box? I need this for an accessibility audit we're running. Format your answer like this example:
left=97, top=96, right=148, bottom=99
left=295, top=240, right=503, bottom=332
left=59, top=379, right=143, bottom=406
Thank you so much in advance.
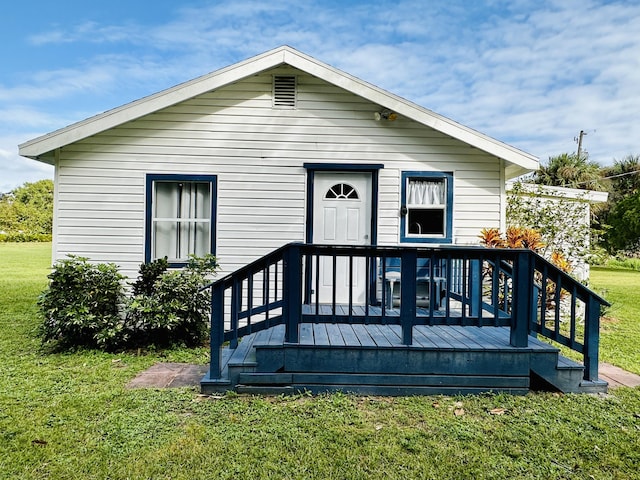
left=2, top=0, right=640, bottom=193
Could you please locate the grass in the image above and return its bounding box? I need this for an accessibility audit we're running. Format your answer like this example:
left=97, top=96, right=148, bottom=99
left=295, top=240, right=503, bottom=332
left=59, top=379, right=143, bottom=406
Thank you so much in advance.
left=597, top=256, right=640, bottom=271
left=590, top=266, right=640, bottom=374
left=1, top=243, right=639, bottom=479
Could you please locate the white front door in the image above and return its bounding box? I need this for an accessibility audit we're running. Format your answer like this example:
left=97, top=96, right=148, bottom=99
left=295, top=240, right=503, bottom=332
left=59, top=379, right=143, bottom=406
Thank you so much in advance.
left=312, top=172, right=372, bottom=304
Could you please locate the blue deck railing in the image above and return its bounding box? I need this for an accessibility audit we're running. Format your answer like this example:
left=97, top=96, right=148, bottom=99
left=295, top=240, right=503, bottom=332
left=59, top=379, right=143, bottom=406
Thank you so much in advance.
left=203, top=243, right=609, bottom=382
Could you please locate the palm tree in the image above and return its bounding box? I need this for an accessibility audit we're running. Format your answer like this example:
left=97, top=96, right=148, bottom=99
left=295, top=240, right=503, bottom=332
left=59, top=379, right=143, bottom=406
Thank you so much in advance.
left=533, top=153, right=604, bottom=190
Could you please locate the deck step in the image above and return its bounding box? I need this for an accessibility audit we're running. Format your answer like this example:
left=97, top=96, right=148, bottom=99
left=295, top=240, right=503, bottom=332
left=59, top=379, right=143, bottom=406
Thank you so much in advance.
left=238, top=372, right=529, bottom=389
left=202, top=325, right=607, bottom=395
left=236, top=383, right=529, bottom=396
left=256, top=344, right=533, bottom=376
left=530, top=355, right=608, bottom=394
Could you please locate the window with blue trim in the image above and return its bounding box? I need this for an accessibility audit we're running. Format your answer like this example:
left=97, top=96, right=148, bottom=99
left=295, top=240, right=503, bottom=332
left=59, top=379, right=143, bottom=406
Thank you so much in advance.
left=145, top=174, right=217, bottom=266
left=400, top=171, right=453, bottom=243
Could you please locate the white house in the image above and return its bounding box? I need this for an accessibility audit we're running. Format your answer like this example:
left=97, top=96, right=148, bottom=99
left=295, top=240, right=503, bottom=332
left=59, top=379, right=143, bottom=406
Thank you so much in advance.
left=19, top=46, right=539, bottom=280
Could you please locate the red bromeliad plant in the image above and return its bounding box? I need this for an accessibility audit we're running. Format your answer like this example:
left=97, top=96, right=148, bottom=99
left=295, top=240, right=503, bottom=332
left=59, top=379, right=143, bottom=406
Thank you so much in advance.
left=479, top=226, right=573, bottom=308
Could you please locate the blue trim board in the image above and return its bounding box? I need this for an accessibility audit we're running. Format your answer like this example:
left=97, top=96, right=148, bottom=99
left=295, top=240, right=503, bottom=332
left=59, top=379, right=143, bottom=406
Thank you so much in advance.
left=144, top=174, right=218, bottom=266
left=303, top=164, right=383, bottom=245
left=400, top=171, right=454, bottom=244
left=303, top=164, right=382, bottom=304
left=303, top=163, right=384, bottom=171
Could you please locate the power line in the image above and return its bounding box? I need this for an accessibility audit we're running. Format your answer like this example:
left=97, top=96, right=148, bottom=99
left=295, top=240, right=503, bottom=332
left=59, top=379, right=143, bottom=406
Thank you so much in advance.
left=574, top=169, right=640, bottom=186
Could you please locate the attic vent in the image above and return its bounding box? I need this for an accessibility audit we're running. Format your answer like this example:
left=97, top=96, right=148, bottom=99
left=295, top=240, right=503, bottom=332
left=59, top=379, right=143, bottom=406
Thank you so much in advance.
left=273, top=75, right=297, bottom=108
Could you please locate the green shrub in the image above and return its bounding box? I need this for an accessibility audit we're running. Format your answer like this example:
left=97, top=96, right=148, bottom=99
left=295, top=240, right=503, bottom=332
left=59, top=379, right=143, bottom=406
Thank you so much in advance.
left=126, top=254, right=218, bottom=348
left=131, top=256, right=169, bottom=296
left=38, top=256, right=126, bottom=350
left=0, top=232, right=52, bottom=242
left=126, top=271, right=210, bottom=347
left=39, top=253, right=219, bottom=351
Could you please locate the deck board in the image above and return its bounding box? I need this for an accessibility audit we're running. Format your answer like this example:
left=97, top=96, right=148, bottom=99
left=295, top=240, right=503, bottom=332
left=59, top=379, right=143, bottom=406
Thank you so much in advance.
left=380, top=324, right=404, bottom=346
left=367, top=324, right=393, bottom=347
left=269, top=324, right=286, bottom=346
left=351, top=324, right=378, bottom=347
left=454, top=325, right=503, bottom=349
left=412, top=327, right=441, bottom=349
left=228, top=324, right=561, bottom=358
left=299, top=323, right=313, bottom=345
left=338, top=323, right=361, bottom=346
left=228, top=332, right=257, bottom=365
left=313, top=323, right=330, bottom=346
left=447, top=325, right=493, bottom=350
left=326, top=323, right=346, bottom=346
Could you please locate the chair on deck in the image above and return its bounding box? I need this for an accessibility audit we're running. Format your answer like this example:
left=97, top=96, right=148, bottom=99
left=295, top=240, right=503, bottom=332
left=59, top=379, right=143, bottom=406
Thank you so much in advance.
left=380, top=256, right=446, bottom=309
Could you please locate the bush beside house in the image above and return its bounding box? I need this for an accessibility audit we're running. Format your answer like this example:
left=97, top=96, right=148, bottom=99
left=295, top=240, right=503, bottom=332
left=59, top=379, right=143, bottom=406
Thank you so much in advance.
left=38, top=254, right=218, bottom=351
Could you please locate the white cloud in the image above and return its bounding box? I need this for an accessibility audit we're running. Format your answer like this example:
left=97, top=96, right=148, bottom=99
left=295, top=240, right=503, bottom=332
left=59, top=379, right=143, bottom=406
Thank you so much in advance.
left=0, top=134, right=53, bottom=193
left=4, top=0, right=640, bottom=192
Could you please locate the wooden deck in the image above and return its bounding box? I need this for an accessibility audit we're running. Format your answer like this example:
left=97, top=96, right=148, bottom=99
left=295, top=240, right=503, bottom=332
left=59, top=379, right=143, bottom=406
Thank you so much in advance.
left=201, top=243, right=609, bottom=395
left=201, top=322, right=605, bottom=396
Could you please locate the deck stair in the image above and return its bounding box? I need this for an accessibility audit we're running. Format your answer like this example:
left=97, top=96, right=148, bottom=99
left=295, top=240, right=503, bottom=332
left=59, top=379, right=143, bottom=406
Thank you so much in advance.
left=201, top=323, right=606, bottom=395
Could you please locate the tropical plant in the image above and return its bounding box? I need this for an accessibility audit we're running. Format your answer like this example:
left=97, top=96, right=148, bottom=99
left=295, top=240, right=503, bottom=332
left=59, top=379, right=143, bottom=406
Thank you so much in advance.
left=533, top=153, right=604, bottom=190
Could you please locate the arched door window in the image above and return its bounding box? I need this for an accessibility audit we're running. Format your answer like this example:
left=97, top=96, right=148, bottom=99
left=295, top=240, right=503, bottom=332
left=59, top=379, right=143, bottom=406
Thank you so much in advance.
left=324, top=183, right=359, bottom=199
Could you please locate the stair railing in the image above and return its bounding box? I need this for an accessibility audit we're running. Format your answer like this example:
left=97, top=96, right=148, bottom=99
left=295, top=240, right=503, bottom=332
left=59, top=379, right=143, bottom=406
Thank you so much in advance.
left=201, top=243, right=609, bottom=382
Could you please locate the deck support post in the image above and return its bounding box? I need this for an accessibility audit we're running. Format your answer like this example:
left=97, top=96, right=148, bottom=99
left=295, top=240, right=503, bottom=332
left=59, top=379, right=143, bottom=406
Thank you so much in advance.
left=584, top=296, right=601, bottom=381
left=469, top=259, right=482, bottom=321
left=400, top=249, right=417, bottom=345
left=209, top=283, right=225, bottom=379
left=284, top=244, right=302, bottom=344
left=511, top=251, right=532, bottom=348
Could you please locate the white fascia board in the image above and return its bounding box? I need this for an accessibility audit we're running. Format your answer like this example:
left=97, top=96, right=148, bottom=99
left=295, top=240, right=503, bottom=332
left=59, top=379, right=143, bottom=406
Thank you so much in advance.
left=283, top=48, right=539, bottom=173
left=18, top=48, right=288, bottom=159
left=20, top=45, right=539, bottom=175
left=506, top=181, right=609, bottom=203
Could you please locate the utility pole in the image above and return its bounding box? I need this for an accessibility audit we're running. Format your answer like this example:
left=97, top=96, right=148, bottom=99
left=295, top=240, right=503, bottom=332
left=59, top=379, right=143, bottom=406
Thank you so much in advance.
left=575, top=130, right=587, bottom=159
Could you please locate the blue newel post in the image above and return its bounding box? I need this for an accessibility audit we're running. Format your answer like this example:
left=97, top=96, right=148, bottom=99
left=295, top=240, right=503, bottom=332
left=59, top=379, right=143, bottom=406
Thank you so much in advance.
left=284, top=244, right=302, bottom=344
left=209, top=282, right=225, bottom=379
left=511, top=251, right=532, bottom=348
left=400, top=249, right=417, bottom=345
left=584, top=296, right=601, bottom=381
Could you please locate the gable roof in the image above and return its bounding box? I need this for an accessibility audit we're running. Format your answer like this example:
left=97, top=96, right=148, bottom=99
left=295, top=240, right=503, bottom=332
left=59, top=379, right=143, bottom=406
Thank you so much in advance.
left=19, top=45, right=538, bottom=178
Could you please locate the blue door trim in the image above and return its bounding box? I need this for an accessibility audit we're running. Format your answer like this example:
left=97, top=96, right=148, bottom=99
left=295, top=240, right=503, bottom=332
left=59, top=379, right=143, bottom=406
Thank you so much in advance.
left=303, top=164, right=382, bottom=304
left=303, top=163, right=384, bottom=171
left=303, top=164, right=382, bottom=245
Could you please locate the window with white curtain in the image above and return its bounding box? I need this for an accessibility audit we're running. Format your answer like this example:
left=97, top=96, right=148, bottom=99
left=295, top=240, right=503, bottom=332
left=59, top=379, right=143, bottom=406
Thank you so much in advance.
left=401, top=172, right=453, bottom=243
left=145, top=174, right=217, bottom=265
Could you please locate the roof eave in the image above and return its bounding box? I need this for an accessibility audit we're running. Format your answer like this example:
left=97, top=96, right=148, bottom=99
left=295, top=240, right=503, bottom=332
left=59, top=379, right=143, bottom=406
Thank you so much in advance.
left=19, top=45, right=539, bottom=174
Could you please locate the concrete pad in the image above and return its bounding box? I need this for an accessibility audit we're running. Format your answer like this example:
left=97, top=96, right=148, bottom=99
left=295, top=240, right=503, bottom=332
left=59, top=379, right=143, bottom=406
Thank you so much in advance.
left=127, top=363, right=207, bottom=389
left=599, top=362, right=640, bottom=388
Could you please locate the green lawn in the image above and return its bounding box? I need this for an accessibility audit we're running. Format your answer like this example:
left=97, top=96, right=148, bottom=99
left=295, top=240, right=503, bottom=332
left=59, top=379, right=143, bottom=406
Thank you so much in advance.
left=1, top=243, right=639, bottom=479
left=590, top=266, right=640, bottom=374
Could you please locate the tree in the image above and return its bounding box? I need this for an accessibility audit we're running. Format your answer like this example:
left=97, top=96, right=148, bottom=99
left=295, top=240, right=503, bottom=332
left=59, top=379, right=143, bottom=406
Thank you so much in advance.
left=0, top=179, right=54, bottom=241
left=598, top=155, right=640, bottom=253
left=533, top=153, right=604, bottom=190
left=603, top=192, right=640, bottom=253
left=600, top=155, right=640, bottom=204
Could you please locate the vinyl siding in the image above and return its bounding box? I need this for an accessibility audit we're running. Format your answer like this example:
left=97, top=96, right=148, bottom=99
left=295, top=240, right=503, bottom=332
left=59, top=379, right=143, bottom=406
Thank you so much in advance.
left=55, top=67, right=504, bottom=279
